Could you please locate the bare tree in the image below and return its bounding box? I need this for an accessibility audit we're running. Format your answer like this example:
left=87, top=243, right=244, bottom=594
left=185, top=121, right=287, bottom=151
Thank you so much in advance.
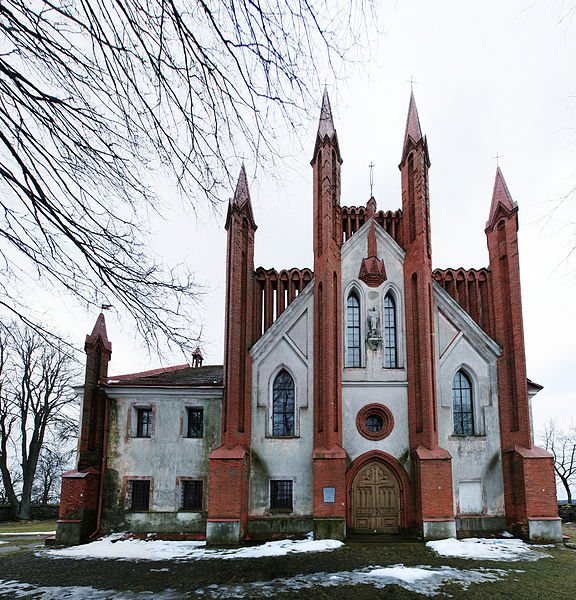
left=542, top=420, right=576, bottom=505
left=0, top=322, right=77, bottom=519
left=0, top=1, right=370, bottom=352
left=33, top=441, right=76, bottom=505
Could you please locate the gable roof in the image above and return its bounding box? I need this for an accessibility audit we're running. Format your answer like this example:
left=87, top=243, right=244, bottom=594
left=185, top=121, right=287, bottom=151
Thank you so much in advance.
left=106, top=365, right=223, bottom=387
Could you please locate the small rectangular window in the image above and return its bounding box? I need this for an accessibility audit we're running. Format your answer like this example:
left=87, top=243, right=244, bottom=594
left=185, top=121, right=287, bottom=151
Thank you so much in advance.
left=270, top=480, right=293, bottom=510
left=136, top=408, right=152, bottom=438
left=186, top=408, right=203, bottom=438
left=181, top=480, right=203, bottom=510
left=129, top=480, right=150, bottom=510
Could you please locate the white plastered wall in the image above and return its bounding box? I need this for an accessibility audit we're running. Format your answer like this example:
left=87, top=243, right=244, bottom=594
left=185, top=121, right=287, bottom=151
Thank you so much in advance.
left=249, top=284, right=314, bottom=516
left=105, top=387, right=222, bottom=525
left=433, top=283, right=505, bottom=518
left=341, top=219, right=410, bottom=466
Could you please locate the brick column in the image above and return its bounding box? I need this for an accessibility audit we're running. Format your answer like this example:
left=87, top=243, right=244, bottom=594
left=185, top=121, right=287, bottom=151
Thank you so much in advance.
left=486, top=168, right=561, bottom=541
left=311, top=90, right=346, bottom=540
left=400, top=93, right=455, bottom=539
left=207, top=167, right=256, bottom=545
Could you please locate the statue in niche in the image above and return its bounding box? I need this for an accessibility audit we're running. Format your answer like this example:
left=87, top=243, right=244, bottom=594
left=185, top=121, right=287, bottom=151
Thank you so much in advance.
left=367, top=306, right=380, bottom=337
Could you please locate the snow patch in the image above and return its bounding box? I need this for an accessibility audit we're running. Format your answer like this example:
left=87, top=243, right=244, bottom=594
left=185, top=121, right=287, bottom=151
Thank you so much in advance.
left=45, top=533, right=343, bottom=561
left=194, top=565, right=511, bottom=598
left=0, top=579, right=180, bottom=599
left=500, top=531, right=514, bottom=538
left=0, top=531, right=56, bottom=536
left=427, top=537, right=551, bottom=561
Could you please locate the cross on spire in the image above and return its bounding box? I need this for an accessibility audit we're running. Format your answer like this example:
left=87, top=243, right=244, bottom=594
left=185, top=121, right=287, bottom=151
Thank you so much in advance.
left=369, top=162, right=375, bottom=197
left=405, top=75, right=419, bottom=91
left=492, top=152, right=503, bottom=167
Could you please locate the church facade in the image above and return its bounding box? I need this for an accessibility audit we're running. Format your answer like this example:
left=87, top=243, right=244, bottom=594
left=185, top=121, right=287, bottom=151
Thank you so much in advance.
left=56, top=92, right=562, bottom=546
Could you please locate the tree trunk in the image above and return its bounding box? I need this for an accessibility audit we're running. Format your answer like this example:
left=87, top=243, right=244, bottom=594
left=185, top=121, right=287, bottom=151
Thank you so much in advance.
left=560, top=476, right=572, bottom=506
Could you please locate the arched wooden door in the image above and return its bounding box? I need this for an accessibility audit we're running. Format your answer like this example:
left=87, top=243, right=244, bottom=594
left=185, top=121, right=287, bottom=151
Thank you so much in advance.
left=350, top=461, right=400, bottom=534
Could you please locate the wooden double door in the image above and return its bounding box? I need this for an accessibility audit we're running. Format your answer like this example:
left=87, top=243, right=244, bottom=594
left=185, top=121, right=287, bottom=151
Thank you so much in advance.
left=350, top=461, right=401, bottom=534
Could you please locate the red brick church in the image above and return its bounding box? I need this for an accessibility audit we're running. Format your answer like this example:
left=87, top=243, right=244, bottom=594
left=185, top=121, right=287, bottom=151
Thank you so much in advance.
left=56, top=91, right=561, bottom=546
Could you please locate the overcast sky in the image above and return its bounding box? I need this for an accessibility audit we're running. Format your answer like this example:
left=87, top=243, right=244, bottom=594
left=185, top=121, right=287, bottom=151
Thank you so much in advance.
left=46, top=2, right=575, bottom=443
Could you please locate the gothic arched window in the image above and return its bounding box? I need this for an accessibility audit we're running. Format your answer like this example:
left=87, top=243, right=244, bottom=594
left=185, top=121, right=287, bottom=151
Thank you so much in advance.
left=272, top=370, right=295, bottom=436
left=452, top=370, right=474, bottom=436
left=346, top=291, right=361, bottom=367
left=384, top=293, right=397, bottom=368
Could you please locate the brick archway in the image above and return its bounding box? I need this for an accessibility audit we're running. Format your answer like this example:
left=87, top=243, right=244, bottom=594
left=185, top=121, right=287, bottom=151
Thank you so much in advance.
left=346, top=450, right=412, bottom=532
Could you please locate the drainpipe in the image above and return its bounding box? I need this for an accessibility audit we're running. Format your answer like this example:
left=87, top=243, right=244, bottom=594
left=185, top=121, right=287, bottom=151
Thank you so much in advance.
left=89, top=392, right=109, bottom=539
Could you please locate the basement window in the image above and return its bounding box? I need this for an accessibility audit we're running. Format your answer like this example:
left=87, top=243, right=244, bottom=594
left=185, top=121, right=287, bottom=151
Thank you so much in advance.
left=127, top=479, right=151, bottom=511
left=181, top=480, right=203, bottom=511
left=270, top=480, right=293, bottom=510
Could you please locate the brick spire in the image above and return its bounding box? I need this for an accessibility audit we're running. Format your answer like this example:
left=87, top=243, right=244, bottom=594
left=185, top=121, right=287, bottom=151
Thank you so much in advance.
left=404, top=91, right=423, bottom=146
left=228, top=165, right=256, bottom=228
left=400, top=91, right=429, bottom=168
left=312, top=88, right=341, bottom=162
left=486, top=167, right=518, bottom=229
left=318, top=88, right=335, bottom=138
left=85, top=312, right=111, bottom=352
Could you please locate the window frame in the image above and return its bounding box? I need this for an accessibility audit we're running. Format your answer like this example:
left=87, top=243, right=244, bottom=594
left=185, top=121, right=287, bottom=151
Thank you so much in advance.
left=127, top=403, right=156, bottom=440
left=381, top=283, right=405, bottom=370
left=269, top=479, right=293, bottom=511
left=125, top=476, right=153, bottom=511
left=452, top=369, right=475, bottom=436
left=344, top=284, right=364, bottom=368
left=136, top=407, right=152, bottom=438
left=271, top=369, right=296, bottom=438
left=185, top=406, right=204, bottom=438
left=383, top=292, right=398, bottom=368
left=180, top=479, right=204, bottom=511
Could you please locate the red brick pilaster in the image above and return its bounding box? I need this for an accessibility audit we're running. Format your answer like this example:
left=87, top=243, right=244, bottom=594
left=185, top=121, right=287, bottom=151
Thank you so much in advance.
left=399, top=93, right=453, bottom=534
left=486, top=169, right=559, bottom=531
left=77, top=313, right=111, bottom=472
left=311, top=91, right=346, bottom=527
left=207, top=167, right=256, bottom=541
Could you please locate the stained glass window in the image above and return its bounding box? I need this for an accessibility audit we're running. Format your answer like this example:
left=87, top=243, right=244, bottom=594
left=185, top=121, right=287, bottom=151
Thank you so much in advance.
left=347, top=292, right=361, bottom=367
left=453, top=370, right=474, bottom=435
left=272, top=370, right=295, bottom=436
left=384, top=293, right=397, bottom=368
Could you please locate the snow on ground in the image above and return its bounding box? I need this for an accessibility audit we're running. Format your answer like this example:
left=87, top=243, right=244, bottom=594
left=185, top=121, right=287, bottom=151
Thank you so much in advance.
left=427, top=537, right=551, bottom=561
left=0, top=579, right=181, bottom=599
left=46, top=533, right=343, bottom=561
left=0, top=531, right=56, bottom=536
left=194, top=565, right=512, bottom=598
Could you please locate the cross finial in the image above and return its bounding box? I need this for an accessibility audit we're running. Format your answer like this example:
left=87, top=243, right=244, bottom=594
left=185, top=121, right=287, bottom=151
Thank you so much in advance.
left=369, top=162, right=375, bottom=197
left=405, top=75, right=419, bottom=91
left=101, top=303, right=112, bottom=311
left=492, top=152, right=503, bottom=167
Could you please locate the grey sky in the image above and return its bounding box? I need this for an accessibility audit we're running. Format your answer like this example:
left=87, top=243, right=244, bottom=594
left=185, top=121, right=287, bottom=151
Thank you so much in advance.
left=45, top=2, right=575, bottom=441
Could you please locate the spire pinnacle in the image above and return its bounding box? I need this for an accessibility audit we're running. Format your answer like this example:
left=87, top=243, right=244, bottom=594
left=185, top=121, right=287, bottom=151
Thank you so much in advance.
left=233, top=164, right=251, bottom=207
left=86, top=312, right=112, bottom=351
left=317, top=87, right=336, bottom=138
left=403, top=90, right=423, bottom=147
left=359, top=219, right=386, bottom=288
left=486, top=167, right=518, bottom=228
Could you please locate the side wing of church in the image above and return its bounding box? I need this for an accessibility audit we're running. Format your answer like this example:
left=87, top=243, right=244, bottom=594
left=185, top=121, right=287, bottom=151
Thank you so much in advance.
left=56, top=92, right=561, bottom=546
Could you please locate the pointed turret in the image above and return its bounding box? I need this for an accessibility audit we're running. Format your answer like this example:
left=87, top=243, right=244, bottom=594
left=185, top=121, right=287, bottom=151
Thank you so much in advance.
left=226, top=165, right=256, bottom=230
left=318, top=88, right=335, bottom=138
left=404, top=91, right=422, bottom=146
left=312, top=88, right=341, bottom=162
left=400, top=91, right=429, bottom=168
left=78, top=312, right=112, bottom=471
left=85, top=312, right=111, bottom=352
left=486, top=167, right=518, bottom=229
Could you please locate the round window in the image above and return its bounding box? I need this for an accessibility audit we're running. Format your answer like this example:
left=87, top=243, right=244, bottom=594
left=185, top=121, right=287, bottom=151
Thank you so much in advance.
left=356, top=404, right=394, bottom=440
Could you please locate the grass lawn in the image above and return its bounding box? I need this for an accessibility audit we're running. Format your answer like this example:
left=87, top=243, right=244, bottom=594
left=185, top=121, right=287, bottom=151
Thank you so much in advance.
left=0, top=520, right=57, bottom=534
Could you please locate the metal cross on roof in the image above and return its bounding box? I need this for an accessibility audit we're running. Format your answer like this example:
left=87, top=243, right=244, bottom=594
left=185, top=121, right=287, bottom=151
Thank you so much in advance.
left=492, top=152, right=503, bottom=167
left=369, top=162, right=375, bottom=197
left=405, top=75, right=419, bottom=91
